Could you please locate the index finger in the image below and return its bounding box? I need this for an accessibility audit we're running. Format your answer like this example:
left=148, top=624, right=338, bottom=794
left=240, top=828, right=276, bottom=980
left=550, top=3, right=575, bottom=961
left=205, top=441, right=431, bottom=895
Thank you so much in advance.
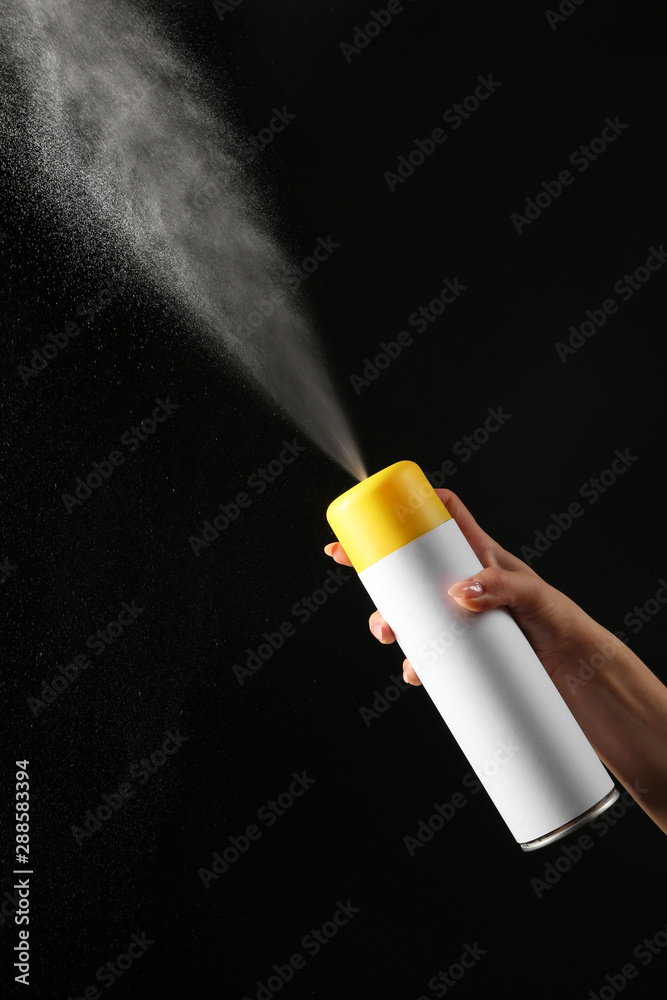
left=432, top=488, right=500, bottom=564
left=323, top=541, right=353, bottom=566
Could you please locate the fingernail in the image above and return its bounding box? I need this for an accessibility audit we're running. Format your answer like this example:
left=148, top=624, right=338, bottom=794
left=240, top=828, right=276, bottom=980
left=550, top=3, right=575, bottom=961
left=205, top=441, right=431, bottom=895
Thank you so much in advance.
left=324, top=543, right=334, bottom=556
left=371, top=622, right=389, bottom=642
left=402, top=668, right=409, bottom=684
left=448, top=578, right=484, bottom=598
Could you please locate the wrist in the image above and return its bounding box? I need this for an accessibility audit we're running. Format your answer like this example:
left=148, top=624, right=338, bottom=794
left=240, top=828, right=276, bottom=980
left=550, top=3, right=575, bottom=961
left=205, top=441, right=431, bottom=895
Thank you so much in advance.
left=529, top=576, right=618, bottom=685
left=547, top=614, right=622, bottom=696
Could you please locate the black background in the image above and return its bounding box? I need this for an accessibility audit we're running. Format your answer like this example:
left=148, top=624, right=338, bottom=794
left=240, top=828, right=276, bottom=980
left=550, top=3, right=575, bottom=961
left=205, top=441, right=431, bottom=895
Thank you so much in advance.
left=2, top=0, right=667, bottom=997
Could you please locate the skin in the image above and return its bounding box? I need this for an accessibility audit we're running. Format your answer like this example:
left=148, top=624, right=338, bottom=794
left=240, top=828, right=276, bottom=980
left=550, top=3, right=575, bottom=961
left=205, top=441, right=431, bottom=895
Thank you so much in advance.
left=325, top=488, right=667, bottom=837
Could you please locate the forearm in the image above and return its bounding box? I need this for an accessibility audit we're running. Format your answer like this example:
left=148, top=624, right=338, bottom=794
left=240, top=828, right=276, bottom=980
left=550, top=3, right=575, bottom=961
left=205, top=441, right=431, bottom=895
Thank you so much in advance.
left=551, top=624, right=667, bottom=835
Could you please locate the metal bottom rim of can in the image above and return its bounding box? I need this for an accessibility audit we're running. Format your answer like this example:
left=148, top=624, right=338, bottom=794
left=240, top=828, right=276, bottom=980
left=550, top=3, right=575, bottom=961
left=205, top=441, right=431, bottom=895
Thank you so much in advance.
left=519, top=786, right=621, bottom=852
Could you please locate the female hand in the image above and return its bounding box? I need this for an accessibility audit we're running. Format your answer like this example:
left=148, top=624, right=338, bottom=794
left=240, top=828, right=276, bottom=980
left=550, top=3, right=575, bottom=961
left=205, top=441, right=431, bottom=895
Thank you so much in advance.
left=325, top=487, right=612, bottom=689
left=325, top=487, right=667, bottom=836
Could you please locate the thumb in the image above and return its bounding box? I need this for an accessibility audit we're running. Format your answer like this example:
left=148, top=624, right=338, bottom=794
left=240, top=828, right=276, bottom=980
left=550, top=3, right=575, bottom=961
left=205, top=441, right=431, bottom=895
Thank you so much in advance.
left=445, top=565, right=599, bottom=677
left=447, top=566, right=555, bottom=618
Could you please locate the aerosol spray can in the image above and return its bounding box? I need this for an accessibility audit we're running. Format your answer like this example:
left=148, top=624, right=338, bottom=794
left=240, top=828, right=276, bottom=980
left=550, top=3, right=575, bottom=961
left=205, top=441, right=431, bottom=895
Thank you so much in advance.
left=326, top=460, right=619, bottom=850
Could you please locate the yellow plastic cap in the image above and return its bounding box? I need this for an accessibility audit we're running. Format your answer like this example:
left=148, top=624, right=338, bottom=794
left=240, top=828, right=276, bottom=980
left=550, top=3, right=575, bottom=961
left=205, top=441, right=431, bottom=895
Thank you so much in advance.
left=326, top=460, right=451, bottom=573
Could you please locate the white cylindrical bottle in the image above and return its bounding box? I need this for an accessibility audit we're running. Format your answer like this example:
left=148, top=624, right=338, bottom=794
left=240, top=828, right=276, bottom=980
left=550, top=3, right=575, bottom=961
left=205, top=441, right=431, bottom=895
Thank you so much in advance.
left=326, top=460, right=619, bottom=850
